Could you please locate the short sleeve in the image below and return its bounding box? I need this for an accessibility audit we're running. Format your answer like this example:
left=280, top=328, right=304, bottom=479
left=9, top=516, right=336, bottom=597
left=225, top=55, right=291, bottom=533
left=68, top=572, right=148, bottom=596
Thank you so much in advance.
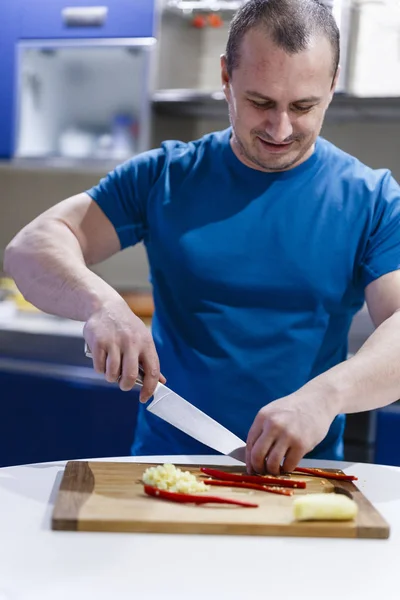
left=361, top=171, right=400, bottom=287
left=86, top=148, right=166, bottom=250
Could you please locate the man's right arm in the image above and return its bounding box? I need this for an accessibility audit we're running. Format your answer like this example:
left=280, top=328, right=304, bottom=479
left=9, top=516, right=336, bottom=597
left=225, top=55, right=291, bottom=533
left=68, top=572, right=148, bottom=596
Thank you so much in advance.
left=4, top=192, right=164, bottom=400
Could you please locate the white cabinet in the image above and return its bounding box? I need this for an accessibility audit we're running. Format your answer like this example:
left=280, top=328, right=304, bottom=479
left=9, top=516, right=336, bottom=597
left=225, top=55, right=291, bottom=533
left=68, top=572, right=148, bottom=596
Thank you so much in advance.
left=15, top=39, right=156, bottom=161
left=347, top=0, right=400, bottom=97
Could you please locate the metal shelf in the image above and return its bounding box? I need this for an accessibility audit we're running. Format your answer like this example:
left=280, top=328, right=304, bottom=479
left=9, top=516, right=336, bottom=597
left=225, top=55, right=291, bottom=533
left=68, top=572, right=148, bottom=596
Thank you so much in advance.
left=152, top=89, right=227, bottom=118
left=0, top=156, right=124, bottom=175
left=327, top=94, right=400, bottom=123
left=165, top=1, right=243, bottom=15
left=165, top=0, right=335, bottom=16
left=152, top=89, right=400, bottom=122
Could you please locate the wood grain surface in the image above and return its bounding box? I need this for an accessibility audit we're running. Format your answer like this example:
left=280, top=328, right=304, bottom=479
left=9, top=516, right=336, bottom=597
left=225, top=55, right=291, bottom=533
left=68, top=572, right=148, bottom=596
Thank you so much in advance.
left=52, top=462, right=390, bottom=539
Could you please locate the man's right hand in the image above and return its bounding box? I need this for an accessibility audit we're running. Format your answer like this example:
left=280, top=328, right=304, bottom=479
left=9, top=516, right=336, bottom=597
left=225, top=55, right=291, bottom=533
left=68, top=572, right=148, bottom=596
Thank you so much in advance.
left=83, top=297, right=166, bottom=402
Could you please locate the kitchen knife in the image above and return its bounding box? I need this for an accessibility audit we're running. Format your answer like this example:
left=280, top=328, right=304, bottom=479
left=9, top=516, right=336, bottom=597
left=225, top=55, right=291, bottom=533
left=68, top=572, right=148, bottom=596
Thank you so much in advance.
left=146, top=382, right=246, bottom=460
left=84, top=343, right=246, bottom=461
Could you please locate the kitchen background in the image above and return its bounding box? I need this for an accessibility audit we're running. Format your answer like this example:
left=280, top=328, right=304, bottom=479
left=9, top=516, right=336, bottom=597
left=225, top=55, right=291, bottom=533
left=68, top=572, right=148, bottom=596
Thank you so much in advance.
left=1, top=0, right=400, bottom=467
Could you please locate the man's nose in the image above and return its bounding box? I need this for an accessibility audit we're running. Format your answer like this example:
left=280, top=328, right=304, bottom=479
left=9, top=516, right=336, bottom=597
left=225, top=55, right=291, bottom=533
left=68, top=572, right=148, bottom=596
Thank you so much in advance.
left=264, top=111, right=293, bottom=143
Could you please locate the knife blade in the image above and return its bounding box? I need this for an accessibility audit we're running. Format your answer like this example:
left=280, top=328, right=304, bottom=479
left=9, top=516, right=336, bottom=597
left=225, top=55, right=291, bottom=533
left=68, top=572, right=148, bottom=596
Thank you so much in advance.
left=332, top=485, right=354, bottom=499
left=84, top=342, right=246, bottom=461
left=147, top=383, right=246, bottom=460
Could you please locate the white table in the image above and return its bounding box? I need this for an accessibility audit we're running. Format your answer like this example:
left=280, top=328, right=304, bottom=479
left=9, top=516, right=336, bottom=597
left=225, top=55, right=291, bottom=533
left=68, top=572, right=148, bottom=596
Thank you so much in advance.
left=0, top=455, right=398, bottom=600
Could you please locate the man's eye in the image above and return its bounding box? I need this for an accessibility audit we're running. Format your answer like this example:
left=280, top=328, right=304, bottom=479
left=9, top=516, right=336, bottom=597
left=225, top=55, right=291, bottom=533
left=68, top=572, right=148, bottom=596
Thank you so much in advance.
left=250, top=100, right=268, bottom=109
left=293, top=105, right=314, bottom=113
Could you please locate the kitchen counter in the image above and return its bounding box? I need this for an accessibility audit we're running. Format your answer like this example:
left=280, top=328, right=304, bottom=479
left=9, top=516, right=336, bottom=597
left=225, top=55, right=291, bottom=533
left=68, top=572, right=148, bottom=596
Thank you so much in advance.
left=0, top=307, right=84, bottom=336
left=0, top=308, right=88, bottom=367
left=0, top=298, right=372, bottom=361
left=0, top=288, right=152, bottom=366
left=0, top=455, right=397, bottom=599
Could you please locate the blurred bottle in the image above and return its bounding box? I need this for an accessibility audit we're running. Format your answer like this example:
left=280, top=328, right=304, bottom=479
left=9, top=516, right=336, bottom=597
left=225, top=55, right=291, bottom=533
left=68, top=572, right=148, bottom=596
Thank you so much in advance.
left=58, top=127, right=95, bottom=158
left=207, top=13, right=223, bottom=27
left=111, top=114, right=138, bottom=160
left=191, top=14, right=207, bottom=28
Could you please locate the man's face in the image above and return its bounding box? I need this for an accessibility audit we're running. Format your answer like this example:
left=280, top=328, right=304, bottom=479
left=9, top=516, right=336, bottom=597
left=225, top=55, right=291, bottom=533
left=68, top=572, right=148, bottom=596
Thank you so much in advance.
left=221, top=28, right=338, bottom=172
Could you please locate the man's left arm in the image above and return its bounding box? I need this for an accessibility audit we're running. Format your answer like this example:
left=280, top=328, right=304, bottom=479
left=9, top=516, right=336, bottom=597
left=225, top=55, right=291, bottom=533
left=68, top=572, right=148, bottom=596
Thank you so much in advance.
left=246, top=271, right=400, bottom=475
left=326, top=270, right=400, bottom=412
left=317, top=170, right=400, bottom=416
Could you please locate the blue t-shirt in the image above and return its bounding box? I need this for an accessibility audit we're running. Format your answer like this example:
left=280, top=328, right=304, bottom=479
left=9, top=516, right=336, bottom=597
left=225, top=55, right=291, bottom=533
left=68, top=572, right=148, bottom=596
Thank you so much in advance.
left=87, top=128, right=400, bottom=460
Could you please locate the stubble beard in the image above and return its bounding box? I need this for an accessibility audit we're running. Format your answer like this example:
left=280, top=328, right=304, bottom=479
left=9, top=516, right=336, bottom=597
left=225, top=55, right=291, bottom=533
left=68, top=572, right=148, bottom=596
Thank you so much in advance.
left=229, top=111, right=320, bottom=173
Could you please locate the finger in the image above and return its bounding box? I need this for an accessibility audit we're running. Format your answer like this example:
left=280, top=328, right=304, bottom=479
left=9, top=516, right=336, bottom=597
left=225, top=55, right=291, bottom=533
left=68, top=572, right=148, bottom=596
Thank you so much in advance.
left=105, top=346, right=122, bottom=383
left=138, top=348, right=161, bottom=403
left=159, top=373, right=167, bottom=384
left=245, top=443, right=257, bottom=475
left=265, top=439, right=290, bottom=476
left=92, top=346, right=107, bottom=374
left=250, top=430, right=276, bottom=474
left=119, top=348, right=139, bottom=392
left=281, top=445, right=306, bottom=475
left=246, top=420, right=263, bottom=474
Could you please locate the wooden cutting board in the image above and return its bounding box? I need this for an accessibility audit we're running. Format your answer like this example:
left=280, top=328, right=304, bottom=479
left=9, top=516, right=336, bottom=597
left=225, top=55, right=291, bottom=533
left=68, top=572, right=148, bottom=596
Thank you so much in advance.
left=51, top=461, right=390, bottom=539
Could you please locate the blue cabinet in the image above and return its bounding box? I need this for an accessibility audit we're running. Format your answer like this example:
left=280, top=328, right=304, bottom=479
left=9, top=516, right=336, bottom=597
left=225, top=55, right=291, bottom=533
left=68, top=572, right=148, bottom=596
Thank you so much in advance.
left=0, top=2, right=18, bottom=157
left=374, top=404, right=400, bottom=466
left=0, top=0, right=156, bottom=158
left=18, top=0, right=155, bottom=40
left=0, top=368, right=139, bottom=467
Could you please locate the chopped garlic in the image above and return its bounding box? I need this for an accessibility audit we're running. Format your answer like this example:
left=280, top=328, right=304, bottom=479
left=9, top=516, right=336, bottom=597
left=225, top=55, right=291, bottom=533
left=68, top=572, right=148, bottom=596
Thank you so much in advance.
left=142, top=463, right=209, bottom=494
left=293, top=493, right=358, bottom=521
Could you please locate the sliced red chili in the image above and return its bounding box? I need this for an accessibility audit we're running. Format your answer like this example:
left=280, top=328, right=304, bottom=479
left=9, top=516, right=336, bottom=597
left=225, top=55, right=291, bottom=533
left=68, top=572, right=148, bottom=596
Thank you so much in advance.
left=143, top=485, right=258, bottom=508
left=200, top=467, right=306, bottom=489
left=293, top=467, right=357, bottom=481
left=204, top=479, right=293, bottom=496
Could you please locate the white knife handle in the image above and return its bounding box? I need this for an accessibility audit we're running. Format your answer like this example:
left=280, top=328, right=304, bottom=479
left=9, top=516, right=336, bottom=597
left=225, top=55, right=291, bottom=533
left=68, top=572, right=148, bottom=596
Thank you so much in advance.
left=84, top=342, right=144, bottom=386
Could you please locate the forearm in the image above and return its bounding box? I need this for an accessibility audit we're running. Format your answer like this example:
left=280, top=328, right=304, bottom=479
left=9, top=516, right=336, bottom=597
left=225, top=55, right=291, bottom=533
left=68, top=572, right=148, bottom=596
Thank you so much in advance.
left=298, top=310, right=400, bottom=416
left=4, top=218, right=122, bottom=321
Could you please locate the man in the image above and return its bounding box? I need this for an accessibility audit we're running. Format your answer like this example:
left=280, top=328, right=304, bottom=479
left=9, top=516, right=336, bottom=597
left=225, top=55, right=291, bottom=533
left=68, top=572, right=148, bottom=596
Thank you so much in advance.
left=5, top=0, right=400, bottom=475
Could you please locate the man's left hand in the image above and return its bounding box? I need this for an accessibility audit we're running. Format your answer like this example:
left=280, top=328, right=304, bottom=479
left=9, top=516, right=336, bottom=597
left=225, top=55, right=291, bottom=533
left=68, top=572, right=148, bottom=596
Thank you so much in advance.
left=245, top=392, right=336, bottom=475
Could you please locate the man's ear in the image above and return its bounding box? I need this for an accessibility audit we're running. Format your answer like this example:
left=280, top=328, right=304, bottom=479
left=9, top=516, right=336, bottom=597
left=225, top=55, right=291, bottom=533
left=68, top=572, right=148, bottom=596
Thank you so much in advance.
left=221, top=54, right=231, bottom=100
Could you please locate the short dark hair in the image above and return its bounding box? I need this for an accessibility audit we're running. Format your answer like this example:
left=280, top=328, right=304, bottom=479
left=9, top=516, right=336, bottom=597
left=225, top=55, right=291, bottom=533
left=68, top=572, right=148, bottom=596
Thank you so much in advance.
left=226, top=0, right=340, bottom=79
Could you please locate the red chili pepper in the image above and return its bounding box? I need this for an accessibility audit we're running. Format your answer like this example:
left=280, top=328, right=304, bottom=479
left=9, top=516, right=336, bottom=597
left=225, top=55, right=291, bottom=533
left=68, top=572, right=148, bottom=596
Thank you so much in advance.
left=200, top=467, right=306, bottom=489
left=204, top=479, right=293, bottom=496
left=293, top=467, right=357, bottom=481
left=143, top=485, right=258, bottom=508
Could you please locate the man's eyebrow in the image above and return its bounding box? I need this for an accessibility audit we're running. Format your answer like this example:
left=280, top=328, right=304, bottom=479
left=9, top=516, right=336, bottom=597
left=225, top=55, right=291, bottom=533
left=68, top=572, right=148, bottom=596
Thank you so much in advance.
left=245, top=91, right=322, bottom=103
